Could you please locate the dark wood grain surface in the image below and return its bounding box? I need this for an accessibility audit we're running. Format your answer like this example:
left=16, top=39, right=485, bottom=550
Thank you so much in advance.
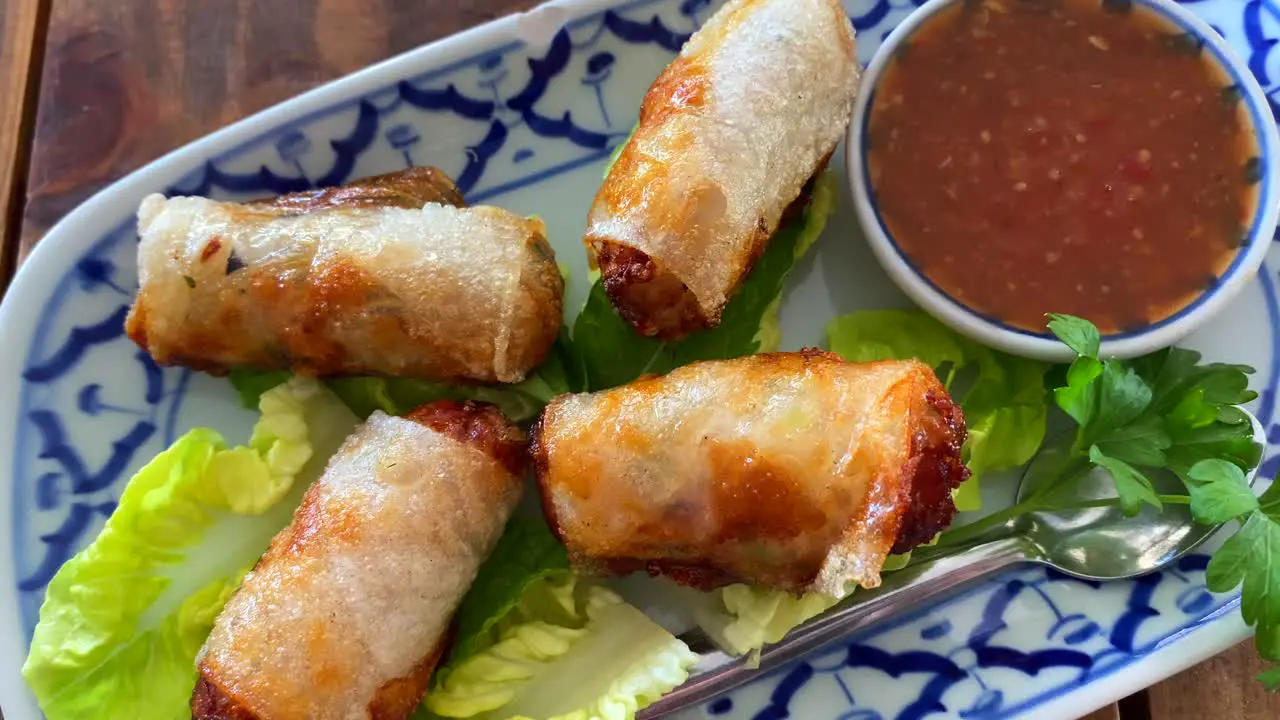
left=0, top=0, right=42, bottom=286
left=14, top=0, right=535, bottom=262
left=1147, top=640, right=1280, bottom=719
left=0, top=0, right=1275, bottom=718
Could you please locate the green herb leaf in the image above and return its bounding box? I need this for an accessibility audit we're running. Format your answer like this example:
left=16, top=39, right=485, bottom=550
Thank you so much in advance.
left=1092, top=360, right=1153, bottom=439
left=1184, top=459, right=1260, bottom=524
left=1088, top=445, right=1162, bottom=515
left=441, top=515, right=571, bottom=674
left=1206, top=511, right=1280, bottom=629
left=1047, top=313, right=1100, bottom=357
left=1030, top=315, right=1276, bottom=689
left=1054, top=355, right=1103, bottom=429
left=1205, top=515, right=1259, bottom=592
left=1219, top=404, right=1254, bottom=426
left=573, top=171, right=837, bottom=390
left=1254, top=606, right=1280, bottom=669
left=1092, top=416, right=1170, bottom=467
left=1241, top=516, right=1280, bottom=628
left=1167, top=387, right=1220, bottom=429
left=1258, top=664, right=1280, bottom=691
left=1257, top=614, right=1280, bottom=661
left=1047, top=316, right=1260, bottom=478
left=1136, top=346, right=1257, bottom=416
left=1165, top=420, right=1263, bottom=477
left=1260, top=480, right=1280, bottom=523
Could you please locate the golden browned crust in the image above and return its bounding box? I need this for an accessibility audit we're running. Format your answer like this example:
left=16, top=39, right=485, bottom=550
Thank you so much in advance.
left=126, top=167, right=465, bottom=379
left=192, top=669, right=262, bottom=720
left=123, top=302, right=150, bottom=356
left=640, top=55, right=712, bottom=127
left=192, top=640, right=450, bottom=720
left=130, top=254, right=406, bottom=379
left=533, top=409, right=751, bottom=591
left=590, top=161, right=830, bottom=341
left=528, top=408, right=564, bottom=532
left=366, top=639, right=449, bottom=720
left=508, top=227, right=567, bottom=376
left=891, top=390, right=969, bottom=554
left=193, top=409, right=522, bottom=720
left=583, top=54, right=740, bottom=341
left=403, top=400, right=528, bottom=476
left=583, top=0, right=855, bottom=341
left=531, top=350, right=969, bottom=594
left=126, top=171, right=562, bottom=384
left=252, top=166, right=466, bottom=213
left=595, top=241, right=711, bottom=339
left=536, top=405, right=732, bottom=589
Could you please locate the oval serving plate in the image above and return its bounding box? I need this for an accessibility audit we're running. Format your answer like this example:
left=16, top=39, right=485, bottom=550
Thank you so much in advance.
left=1, top=1, right=1278, bottom=719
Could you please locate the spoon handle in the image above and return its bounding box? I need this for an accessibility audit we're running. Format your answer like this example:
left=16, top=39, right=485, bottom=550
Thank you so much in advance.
left=640, top=536, right=1032, bottom=718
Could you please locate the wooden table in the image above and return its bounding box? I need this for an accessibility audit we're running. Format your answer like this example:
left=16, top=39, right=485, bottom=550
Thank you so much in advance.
left=0, top=0, right=1277, bottom=718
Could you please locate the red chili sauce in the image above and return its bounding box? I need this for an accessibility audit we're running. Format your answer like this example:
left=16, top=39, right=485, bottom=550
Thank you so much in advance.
left=866, top=0, right=1260, bottom=333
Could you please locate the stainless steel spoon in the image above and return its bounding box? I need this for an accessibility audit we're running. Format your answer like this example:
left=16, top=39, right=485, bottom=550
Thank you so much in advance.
left=638, top=410, right=1265, bottom=718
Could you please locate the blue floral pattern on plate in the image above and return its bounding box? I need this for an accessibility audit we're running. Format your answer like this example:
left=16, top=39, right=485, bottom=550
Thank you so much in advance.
left=7, top=0, right=1280, bottom=718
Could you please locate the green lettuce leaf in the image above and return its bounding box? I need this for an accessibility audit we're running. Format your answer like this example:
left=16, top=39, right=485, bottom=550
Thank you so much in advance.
left=826, top=309, right=1049, bottom=511
left=695, top=585, right=838, bottom=659
left=227, top=368, right=291, bottom=409
left=443, top=516, right=571, bottom=675
left=427, top=514, right=695, bottom=719
left=22, top=378, right=358, bottom=719
left=228, top=335, right=585, bottom=423
left=573, top=170, right=838, bottom=390
left=692, top=552, right=913, bottom=658
left=425, top=576, right=696, bottom=720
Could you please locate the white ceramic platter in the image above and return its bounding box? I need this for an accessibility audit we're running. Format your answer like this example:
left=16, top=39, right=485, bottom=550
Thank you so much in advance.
left=2, top=1, right=1278, bottom=718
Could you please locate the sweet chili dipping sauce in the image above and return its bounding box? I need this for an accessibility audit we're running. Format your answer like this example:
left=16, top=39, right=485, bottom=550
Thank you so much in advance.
left=866, top=0, right=1260, bottom=333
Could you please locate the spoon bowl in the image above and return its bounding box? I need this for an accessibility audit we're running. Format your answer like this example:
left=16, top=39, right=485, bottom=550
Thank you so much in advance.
left=1007, top=410, right=1265, bottom=581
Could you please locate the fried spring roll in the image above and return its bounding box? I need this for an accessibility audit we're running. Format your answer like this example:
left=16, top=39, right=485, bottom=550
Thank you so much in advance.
left=584, top=0, right=859, bottom=340
left=192, top=401, right=525, bottom=720
left=126, top=168, right=563, bottom=383
left=532, top=351, right=968, bottom=595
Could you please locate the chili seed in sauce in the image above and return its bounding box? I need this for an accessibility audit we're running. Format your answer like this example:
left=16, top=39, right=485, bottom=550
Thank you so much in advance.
left=866, top=0, right=1258, bottom=333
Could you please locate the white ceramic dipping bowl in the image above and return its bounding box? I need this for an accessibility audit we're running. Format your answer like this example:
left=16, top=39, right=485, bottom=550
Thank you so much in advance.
left=847, top=0, right=1280, bottom=362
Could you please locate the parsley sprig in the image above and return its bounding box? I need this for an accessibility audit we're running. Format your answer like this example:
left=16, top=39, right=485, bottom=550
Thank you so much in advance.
left=929, top=314, right=1274, bottom=687
left=1201, top=462, right=1280, bottom=689
left=1047, top=313, right=1261, bottom=514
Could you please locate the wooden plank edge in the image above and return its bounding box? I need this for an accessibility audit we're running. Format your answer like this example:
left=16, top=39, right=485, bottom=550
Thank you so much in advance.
left=0, top=0, right=53, bottom=297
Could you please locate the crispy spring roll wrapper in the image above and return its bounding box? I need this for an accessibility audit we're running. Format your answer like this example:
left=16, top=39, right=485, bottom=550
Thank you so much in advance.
left=584, top=0, right=859, bottom=340
left=191, top=401, right=525, bottom=720
left=250, top=166, right=466, bottom=213
left=125, top=168, right=562, bottom=383
left=532, top=351, right=968, bottom=596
